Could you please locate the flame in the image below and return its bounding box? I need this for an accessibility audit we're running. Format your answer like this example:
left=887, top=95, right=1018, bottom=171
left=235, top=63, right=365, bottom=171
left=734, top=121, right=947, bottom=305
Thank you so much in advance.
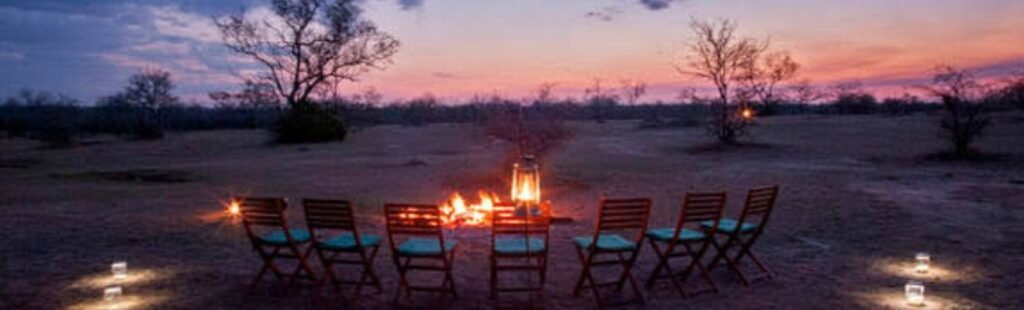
left=515, top=177, right=536, bottom=202
left=228, top=201, right=240, bottom=215
left=439, top=191, right=502, bottom=226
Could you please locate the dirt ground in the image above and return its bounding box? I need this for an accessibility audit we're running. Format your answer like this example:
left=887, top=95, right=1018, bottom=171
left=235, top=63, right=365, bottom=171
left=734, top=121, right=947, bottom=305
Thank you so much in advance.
left=2, top=114, right=1023, bottom=309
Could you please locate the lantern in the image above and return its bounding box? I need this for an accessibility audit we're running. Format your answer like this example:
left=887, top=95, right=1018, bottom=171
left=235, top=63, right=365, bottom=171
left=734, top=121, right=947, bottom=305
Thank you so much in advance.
left=915, top=252, right=930, bottom=274
left=904, top=281, right=925, bottom=306
left=511, top=155, right=541, bottom=206
left=104, top=286, right=123, bottom=305
left=741, top=108, right=754, bottom=119
left=111, top=261, right=127, bottom=280
left=228, top=200, right=240, bottom=216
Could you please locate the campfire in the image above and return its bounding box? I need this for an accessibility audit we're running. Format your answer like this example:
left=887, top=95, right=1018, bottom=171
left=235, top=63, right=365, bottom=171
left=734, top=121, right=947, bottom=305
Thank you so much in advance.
left=437, top=155, right=543, bottom=227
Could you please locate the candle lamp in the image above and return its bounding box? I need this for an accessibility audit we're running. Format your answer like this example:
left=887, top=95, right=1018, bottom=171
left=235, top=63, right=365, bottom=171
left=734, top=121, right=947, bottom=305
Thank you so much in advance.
left=904, top=280, right=925, bottom=306
left=915, top=252, right=930, bottom=274
left=104, top=286, right=123, bottom=306
left=111, top=261, right=127, bottom=280
left=511, top=155, right=541, bottom=207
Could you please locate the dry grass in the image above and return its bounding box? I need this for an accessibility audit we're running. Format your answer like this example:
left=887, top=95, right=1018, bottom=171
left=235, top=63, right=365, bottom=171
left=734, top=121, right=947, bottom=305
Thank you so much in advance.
left=1, top=114, right=1023, bottom=309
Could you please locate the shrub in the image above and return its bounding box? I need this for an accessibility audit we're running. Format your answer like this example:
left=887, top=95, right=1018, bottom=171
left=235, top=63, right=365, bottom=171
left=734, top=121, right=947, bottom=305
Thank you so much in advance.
left=272, top=102, right=347, bottom=143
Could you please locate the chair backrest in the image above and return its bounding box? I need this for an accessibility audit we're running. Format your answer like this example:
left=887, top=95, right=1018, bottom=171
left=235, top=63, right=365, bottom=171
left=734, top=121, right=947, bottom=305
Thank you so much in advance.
left=737, top=186, right=780, bottom=231
left=491, top=202, right=550, bottom=251
left=303, top=199, right=362, bottom=246
left=236, top=196, right=290, bottom=244
left=594, top=197, right=651, bottom=244
left=676, top=192, right=726, bottom=235
left=384, top=203, right=445, bottom=253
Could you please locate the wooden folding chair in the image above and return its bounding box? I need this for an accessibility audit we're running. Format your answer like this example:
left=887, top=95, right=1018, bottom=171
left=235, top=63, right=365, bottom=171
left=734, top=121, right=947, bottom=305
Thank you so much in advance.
left=572, top=197, right=651, bottom=307
left=237, top=197, right=317, bottom=292
left=645, top=192, right=726, bottom=298
left=302, top=199, right=382, bottom=299
left=384, top=203, right=458, bottom=303
left=703, top=186, right=780, bottom=286
left=490, top=202, right=550, bottom=302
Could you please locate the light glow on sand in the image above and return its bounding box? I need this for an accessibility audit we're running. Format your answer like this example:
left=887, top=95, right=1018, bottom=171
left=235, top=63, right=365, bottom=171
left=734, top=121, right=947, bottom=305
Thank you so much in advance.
left=70, top=269, right=168, bottom=290
left=69, top=293, right=169, bottom=310
left=872, top=258, right=971, bottom=282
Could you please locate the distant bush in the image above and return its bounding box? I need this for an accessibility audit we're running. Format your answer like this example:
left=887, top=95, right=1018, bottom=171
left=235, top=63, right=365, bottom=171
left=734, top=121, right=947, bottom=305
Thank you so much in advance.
left=273, top=102, right=347, bottom=143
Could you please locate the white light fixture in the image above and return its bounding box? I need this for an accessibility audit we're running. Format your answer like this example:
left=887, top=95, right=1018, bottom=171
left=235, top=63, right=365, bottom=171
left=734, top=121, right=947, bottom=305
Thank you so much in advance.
left=915, top=252, right=930, bottom=274
left=111, top=261, right=127, bottom=280
left=905, top=280, right=925, bottom=306
left=104, top=286, right=123, bottom=306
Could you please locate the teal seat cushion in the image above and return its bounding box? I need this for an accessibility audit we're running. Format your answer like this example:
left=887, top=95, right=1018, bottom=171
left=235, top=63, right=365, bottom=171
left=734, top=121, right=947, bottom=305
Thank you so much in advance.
left=646, top=227, right=706, bottom=243
left=259, top=228, right=311, bottom=245
left=573, top=234, right=637, bottom=251
left=701, top=219, right=757, bottom=234
left=319, top=234, right=381, bottom=251
left=494, top=236, right=546, bottom=255
left=397, top=237, right=457, bottom=256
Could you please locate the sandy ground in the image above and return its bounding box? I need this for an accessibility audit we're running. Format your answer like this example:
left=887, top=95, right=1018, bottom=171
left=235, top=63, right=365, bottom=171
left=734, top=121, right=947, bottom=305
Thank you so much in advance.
left=2, top=114, right=1023, bottom=309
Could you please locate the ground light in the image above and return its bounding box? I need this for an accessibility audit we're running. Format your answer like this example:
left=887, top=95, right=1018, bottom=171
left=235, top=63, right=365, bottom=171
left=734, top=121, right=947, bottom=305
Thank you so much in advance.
left=905, top=280, right=925, bottom=306
left=915, top=252, right=930, bottom=274
left=111, top=261, right=127, bottom=281
left=104, top=286, right=122, bottom=308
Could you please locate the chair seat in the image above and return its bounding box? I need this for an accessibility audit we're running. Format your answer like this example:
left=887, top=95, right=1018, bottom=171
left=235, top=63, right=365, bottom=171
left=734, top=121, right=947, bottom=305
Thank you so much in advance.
left=318, top=234, right=381, bottom=251
left=494, top=236, right=546, bottom=255
left=259, top=228, right=312, bottom=245
left=573, top=234, right=638, bottom=251
left=397, top=237, right=457, bottom=256
left=701, top=219, right=757, bottom=234
left=646, top=227, right=707, bottom=243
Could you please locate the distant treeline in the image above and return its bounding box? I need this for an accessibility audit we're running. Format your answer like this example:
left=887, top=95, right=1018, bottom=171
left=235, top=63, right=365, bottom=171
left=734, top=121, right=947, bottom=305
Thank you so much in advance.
left=1, top=86, right=1021, bottom=146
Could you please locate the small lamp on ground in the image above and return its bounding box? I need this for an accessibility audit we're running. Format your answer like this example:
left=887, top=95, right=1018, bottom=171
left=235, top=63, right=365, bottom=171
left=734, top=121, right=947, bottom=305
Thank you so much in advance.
left=905, top=280, right=925, bottom=306
left=915, top=252, right=930, bottom=274
left=104, top=286, right=123, bottom=307
left=111, top=261, right=127, bottom=280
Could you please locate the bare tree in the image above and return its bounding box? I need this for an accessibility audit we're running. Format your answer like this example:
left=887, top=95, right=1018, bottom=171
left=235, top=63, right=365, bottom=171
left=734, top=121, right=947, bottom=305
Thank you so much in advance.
left=584, top=78, right=619, bottom=123
left=739, top=51, right=799, bottom=114
left=789, top=79, right=825, bottom=104
left=619, top=79, right=647, bottom=106
left=216, top=0, right=399, bottom=107
left=209, top=80, right=280, bottom=109
left=920, top=65, right=992, bottom=158
left=679, top=18, right=767, bottom=144
left=123, top=68, right=179, bottom=110
left=533, top=82, right=558, bottom=105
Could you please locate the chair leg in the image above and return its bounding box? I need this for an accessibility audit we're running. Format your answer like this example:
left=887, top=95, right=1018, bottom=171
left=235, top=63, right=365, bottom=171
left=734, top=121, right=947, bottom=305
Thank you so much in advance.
left=489, top=255, right=497, bottom=300
left=621, top=249, right=645, bottom=303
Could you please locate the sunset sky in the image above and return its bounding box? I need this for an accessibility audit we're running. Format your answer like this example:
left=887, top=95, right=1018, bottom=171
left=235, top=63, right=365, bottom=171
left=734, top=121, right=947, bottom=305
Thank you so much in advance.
left=1, top=0, right=1022, bottom=104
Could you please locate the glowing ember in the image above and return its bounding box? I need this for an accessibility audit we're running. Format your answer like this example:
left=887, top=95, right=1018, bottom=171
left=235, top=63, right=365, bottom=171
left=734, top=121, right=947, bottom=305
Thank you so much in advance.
left=439, top=191, right=501, bottom=226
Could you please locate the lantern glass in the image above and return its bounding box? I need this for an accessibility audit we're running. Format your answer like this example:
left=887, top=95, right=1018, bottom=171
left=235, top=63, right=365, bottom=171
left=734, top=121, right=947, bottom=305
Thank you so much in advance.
left=915, top=252, right=930, bottom=273
left=104, top=286, right=122, bottom=301
left=905, top=281, right=925, bottom=306
left=511, top=155, right=540, bottom=206
left=111, top=261, right=127, bottom=280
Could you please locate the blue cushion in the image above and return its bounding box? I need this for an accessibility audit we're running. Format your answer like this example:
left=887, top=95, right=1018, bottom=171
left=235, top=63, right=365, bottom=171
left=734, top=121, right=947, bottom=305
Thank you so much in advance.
left=646, top=227, right=706, bottom=242
left=701, top=219, right=757, bottom=234
left=494, top=236, right=546, bottom=254
left=397, top=237, right=457, bottom=256
left=573, top=234, right=637, bottom=251
left=319, top=233, right=381, bottom=251
left=259, top=228, right=311, bottom=245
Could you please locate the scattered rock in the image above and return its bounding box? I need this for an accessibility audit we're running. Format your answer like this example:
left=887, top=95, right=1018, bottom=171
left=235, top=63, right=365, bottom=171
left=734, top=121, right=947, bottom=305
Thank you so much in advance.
left=53, top=169, right=199, bottom=184
left=403, top=157, right=428, bottom=167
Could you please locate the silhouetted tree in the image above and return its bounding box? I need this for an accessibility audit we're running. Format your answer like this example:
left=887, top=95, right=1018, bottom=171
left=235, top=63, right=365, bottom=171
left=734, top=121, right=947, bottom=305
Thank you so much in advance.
left=208, top=80, right=280, bottom=109
left=921, top=66, right=991, bottom=159
left=216, top=0, right=399, bottom=142
left=584, top=79, right=618, bottom=123
left=97, top=68, right=179, bottom=140
left=790, top=79, right=825, bottom=105
left=679, top=18, right=767, bottom=144
left=619, top=79, right=647, bottom=106
left=739, top=51, right=799, bottom=115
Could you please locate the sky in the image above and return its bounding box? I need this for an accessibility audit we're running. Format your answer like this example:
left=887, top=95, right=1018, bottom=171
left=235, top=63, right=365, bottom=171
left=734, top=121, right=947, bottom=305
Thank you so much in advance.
left=0, top=0, right=1022, bottom=104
